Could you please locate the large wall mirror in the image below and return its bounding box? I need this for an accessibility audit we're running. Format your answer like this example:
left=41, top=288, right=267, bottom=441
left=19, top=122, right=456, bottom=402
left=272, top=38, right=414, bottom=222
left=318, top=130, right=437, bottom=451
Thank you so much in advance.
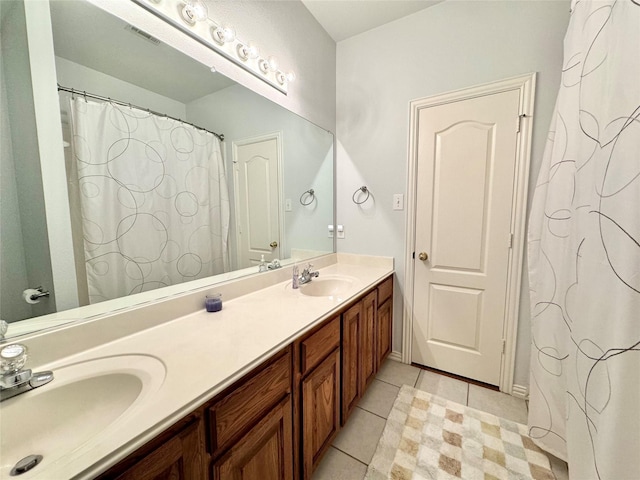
left=0, top=0, right=334, bottom=340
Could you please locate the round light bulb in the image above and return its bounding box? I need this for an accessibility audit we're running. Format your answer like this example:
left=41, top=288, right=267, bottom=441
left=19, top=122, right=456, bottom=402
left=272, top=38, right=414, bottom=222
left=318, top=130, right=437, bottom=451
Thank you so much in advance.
left=211, top=25, right=236, bottom=45
left=222, top=26, right=236, bottom=43
left=236, top=43, right=250, bottom=61
left=248, top=42, right=260, bottom=60
left=267, top=56, right=278, bottom=72
left=286, top=71, right=296, bottom=82
left=258, top=58, right=269, bottom=74
left=182, top=0, right=207, bottom=22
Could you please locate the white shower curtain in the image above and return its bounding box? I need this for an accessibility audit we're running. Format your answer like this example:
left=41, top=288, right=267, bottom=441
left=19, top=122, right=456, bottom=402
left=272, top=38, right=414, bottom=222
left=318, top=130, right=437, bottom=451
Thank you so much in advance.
left=527, top=1, right=639, bottom=478
left=69, top=98, right=230, bottom=303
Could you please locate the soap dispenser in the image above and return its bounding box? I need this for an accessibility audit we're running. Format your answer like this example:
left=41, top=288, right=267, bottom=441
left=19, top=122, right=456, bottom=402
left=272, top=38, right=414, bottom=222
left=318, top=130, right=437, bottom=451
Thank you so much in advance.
left=292, top=264, right=299, bottom=289
left=258, top=254, right=267, bottom=272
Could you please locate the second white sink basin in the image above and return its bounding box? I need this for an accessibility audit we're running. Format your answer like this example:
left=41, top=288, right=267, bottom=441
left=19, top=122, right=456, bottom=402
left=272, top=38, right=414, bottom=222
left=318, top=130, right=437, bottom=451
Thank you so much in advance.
left=0, top=354, right=166, bottom=478
left=298, top=275, right=355, bottom=298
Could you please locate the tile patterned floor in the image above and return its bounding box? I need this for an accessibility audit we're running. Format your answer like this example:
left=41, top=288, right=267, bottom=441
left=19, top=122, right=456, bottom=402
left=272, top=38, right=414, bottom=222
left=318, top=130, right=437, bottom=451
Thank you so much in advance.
left=312, top=359, right=570, bottom=480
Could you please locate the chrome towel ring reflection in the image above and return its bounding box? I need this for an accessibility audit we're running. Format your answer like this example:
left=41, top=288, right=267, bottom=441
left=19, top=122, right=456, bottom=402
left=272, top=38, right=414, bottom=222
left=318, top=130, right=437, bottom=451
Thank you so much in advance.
left=352, top=186, right=371, bottom=205
left=300, top=188, right=315, bottom=206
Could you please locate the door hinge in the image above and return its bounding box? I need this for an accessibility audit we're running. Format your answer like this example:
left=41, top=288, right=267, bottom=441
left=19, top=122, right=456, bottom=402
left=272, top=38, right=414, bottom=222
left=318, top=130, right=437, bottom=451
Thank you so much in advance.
left=412, top=251, right=415, bottom=259
left=508, top=233, right=514, bottom=249
left=516, top=114, right=527, bottom=133
left=502, top=339, right=506, bottom=354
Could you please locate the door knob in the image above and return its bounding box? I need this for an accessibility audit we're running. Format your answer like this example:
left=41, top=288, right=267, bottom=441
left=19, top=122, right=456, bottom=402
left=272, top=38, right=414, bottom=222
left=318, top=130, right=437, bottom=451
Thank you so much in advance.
left=270, top=241, right=278, bottom=248
left=418, top=252, right=428, bottom=261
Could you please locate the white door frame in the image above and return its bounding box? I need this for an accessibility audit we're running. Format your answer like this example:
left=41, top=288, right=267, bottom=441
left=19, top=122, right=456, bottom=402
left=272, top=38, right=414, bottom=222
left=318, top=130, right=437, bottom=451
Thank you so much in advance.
left=232, top=131, right=285, bottom=267
left=402, top=73, right=536, bottom=394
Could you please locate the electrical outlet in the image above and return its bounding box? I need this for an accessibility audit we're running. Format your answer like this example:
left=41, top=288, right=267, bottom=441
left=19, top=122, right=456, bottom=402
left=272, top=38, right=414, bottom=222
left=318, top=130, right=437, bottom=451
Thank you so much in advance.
left=285, top=199, right=292, bottom=212
left=328, top=225, right=334, bottom=238
left=393, top=194, right=404, bottom=210
left=337, top=225, right=345, bottom=239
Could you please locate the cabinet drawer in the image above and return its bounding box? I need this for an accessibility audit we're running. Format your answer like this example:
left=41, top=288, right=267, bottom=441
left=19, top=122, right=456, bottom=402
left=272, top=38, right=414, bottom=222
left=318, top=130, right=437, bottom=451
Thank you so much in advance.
left=377, top=276, right=393, bottom=305
left=208, top=349, right=291, bottom=456
left=300, top=316, right=340, bottom=376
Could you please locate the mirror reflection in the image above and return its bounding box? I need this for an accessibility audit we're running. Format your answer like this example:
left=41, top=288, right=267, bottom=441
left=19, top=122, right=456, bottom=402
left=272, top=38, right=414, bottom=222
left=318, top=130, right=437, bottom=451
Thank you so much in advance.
left=0, top=0, right=334, bottom=338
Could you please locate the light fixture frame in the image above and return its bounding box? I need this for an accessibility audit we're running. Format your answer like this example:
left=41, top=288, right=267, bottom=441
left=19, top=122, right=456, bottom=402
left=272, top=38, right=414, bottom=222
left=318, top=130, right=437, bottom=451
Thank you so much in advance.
left=132, top=0, right=290, bottom=94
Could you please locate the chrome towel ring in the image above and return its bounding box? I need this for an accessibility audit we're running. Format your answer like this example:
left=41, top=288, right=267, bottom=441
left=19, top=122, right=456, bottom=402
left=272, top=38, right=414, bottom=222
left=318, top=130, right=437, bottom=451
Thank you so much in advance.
left=352, top=186, right=371, bottom=205
left=300, top=188, right=315, bottom=206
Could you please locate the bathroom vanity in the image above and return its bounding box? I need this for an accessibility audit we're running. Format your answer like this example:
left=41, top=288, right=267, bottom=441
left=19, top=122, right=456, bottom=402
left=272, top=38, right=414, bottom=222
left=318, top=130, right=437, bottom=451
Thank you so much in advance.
left=0, top=254, right=393, bottom=480
left=99, top=277, right=393, bottom=480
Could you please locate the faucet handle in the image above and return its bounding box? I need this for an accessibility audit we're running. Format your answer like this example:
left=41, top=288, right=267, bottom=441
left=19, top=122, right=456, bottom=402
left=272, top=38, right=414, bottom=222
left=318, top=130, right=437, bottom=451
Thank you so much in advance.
left=1, top=344, right=28, bottom=374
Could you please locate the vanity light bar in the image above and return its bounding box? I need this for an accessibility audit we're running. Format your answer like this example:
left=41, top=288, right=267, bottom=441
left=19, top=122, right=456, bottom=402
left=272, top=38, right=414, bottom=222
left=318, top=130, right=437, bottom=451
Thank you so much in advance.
left=131, top=0, right=294, bottom=94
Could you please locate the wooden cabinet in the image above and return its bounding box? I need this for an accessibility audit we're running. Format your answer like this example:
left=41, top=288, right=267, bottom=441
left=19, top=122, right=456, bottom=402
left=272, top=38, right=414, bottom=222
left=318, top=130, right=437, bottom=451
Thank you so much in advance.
left=376, top=277, right=393, bottom=370
left=207, top=349, right=291, bottom=457
left=98, top=414, right=206, bottom=480
left=213, top=397, right=293, bottom=480
left=208, top=348, right=292, bottom=480
left=301, top=348, right=341, bottom=478
left=296, top=316, right=341, bottom=479
left=340, top=275, right=394, bottom=425
left=341, top=303, right=360, bottom=423
left=361, top=290, right=378, bottom=393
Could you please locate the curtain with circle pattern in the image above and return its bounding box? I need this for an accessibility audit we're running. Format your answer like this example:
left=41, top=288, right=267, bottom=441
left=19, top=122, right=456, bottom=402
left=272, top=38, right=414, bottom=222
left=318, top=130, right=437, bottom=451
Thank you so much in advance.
left=69, top=98, right=230, bottom=304
left=527, top=1, right=640, bottom=478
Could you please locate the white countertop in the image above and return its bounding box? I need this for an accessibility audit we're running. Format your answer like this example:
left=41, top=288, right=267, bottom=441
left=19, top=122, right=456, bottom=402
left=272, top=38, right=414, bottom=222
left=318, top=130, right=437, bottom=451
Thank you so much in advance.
left=0, top=255, right=392, bottom=479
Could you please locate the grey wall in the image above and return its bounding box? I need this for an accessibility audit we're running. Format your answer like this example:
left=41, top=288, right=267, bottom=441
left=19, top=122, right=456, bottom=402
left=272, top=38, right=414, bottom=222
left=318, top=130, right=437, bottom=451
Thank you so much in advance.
left=0, top=0, right=31, bottom=322
left=0, top=0, right=55, bottom=321
left=335, top=0, right=571, bottom=388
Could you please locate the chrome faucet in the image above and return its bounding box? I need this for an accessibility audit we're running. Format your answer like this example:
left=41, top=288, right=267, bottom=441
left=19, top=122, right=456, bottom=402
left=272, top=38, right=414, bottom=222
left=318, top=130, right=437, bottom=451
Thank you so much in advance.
left=299, top=264, right=319, bottom=285
left=0, top=344, right=53, bottom=402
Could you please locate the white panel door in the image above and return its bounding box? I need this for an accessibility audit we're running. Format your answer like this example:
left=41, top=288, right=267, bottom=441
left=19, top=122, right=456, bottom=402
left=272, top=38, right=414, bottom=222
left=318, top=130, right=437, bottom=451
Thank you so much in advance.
left=411, top=89, right=521, bottom=385
left=233, top=135, right=282, bottom=268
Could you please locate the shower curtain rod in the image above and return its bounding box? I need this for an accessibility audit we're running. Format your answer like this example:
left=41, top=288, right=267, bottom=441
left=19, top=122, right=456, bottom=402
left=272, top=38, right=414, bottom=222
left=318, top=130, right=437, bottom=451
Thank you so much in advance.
left=57, top=84, right=224, bottom=141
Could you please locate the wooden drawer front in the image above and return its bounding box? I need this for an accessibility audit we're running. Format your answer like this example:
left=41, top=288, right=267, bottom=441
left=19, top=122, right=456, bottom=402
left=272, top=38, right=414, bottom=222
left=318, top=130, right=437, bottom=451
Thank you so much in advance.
left=377, top=276, right=393, bottom=305
left=208, top=350, right=291, bottom=456
left=300, top=316, right=340, bottom=376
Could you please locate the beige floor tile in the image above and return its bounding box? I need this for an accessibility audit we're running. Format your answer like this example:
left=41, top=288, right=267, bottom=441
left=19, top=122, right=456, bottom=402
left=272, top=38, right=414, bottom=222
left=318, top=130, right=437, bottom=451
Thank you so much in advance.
left=375, top=359, right=420, bottom=388
left=333, top=407, right=386, bottom=464
left=358, top=379, right=400, bottom=419
left=312, top=447, right=367, bottom=480
left=414, top=369, right=469, bottom=404
left=467, top=384, right=528, bottom=424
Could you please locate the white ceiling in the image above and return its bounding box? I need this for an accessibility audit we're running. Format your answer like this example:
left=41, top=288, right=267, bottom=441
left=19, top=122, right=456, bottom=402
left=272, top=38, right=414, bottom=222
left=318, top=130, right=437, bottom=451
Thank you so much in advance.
left=300, top=0, right=445, bottom=42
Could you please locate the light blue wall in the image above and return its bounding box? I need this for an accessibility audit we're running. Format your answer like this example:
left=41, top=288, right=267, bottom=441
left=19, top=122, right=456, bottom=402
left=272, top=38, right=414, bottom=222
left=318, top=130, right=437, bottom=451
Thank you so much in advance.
left=336, top=0, right=571, bottom=387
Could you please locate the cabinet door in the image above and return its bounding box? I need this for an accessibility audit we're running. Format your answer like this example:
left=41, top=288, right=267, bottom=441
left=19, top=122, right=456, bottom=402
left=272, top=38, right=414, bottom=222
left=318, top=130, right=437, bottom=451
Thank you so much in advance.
left=214, top=397, right=293, bottom=480
left=302, top=348, right=340, bottom=478
left=114, top=418, right=206, bottom=480
left=341, top=303, right=360, bottom=423
left=361, top=290, right=377, bottom=392
left=377, top=299, right=393, bottom=370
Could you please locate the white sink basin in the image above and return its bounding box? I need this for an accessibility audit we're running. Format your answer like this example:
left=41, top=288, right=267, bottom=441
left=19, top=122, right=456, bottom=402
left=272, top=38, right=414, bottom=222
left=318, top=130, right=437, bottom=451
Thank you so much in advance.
left=297, top=275, right=356, bottom=298
left=0, top=354, right=166, bottom=478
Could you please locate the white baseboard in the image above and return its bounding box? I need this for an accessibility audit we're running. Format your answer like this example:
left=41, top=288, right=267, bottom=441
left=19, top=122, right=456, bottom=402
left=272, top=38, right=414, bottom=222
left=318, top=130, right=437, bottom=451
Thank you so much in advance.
left=388, top=351, right=402, bottom=363
left=511, top=384, right=529, bottom=399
